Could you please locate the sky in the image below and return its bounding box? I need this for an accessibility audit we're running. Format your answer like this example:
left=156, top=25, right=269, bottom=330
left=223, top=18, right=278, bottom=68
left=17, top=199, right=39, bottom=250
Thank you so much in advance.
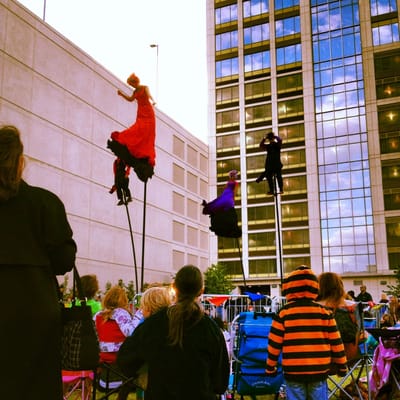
left=17, top=0, right=209, bottom=142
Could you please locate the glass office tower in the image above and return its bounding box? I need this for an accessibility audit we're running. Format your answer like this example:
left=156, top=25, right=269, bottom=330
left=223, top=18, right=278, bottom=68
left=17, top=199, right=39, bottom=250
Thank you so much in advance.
left=207, top=0, right=400, bottom=291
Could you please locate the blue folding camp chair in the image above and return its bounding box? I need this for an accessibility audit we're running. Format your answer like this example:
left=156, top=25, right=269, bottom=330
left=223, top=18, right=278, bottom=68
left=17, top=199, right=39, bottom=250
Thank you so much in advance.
left=229, top=311, right=284, bottom=400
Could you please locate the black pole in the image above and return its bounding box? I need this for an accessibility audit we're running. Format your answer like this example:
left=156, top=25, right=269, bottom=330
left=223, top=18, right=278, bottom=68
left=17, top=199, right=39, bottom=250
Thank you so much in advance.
left=122, top=190, right=139, bottom=293
left=235, top=236, right=247, bottom=288
left=140, top=181, right=148, bottom=292
left=273, top=175, right=284, bottom=287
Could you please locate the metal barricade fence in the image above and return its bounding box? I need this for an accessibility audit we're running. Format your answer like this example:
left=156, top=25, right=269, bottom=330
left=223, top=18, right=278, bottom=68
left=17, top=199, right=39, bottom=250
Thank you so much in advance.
left=130, top=293, right=286, bottom=326
left=200, top=294, right=286, bottom=326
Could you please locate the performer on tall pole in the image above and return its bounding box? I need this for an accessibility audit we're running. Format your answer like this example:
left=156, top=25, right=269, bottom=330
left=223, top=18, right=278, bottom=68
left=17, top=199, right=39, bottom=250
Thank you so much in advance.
left=107, top=72, right=157, bottom=292
left=108, top=73, right=156, bottom=183
left=256, top=132, right=284, bottom=195
left=202, top=170, right=246, bottom=286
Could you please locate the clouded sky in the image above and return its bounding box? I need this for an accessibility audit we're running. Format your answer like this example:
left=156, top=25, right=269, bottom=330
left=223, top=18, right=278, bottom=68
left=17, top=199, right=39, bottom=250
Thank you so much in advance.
left=17, top=0, right=209, bottom=142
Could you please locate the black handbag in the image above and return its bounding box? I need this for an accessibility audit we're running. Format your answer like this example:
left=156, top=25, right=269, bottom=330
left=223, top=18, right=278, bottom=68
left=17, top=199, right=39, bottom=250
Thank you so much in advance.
left=60, top=265, right=100, bottom=370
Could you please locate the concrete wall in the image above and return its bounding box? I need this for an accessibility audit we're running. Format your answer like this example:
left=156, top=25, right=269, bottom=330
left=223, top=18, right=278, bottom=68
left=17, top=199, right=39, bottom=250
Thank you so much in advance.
left=0, top=0, right=211, bottom=292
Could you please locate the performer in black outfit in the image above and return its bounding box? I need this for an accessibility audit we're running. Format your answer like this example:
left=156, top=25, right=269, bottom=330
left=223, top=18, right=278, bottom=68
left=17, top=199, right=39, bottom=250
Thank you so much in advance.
left=256, top=132, right=284, bottom=194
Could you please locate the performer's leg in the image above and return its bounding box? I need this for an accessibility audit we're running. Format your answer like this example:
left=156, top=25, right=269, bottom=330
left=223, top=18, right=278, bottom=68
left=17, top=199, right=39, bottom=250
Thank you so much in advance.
left=266, top=172, right=274, bottom=194
left=116, top=187, right=124, bottom=205
left=256, top=171, right=267, bottom=183
left=124, top=178, right=132, bottom=202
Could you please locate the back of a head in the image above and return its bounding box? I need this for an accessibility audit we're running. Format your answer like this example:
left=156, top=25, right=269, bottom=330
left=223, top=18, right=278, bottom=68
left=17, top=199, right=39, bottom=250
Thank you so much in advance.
left=228, top=169, right=238, bottom=180
left=282, top=265, right=319, bottom=301
left=267, top=132, right=275, bottom=140
left=80, top=274, right=99, bottom=299
left=318, top=272, right=345, bottom=305
left=174, top=265, right=203, bottom=301
left=0, top=125, right=24, bottom=201
left=168, top=265, right=204, bottom=347
left=141, top=286, right=171, bottom=315
left=102, top=285, right=128, bottom=311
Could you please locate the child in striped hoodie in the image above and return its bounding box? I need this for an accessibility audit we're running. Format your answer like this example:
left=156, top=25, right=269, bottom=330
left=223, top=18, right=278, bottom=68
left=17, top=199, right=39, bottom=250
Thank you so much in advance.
left=266, top=265, right=347, bottom=400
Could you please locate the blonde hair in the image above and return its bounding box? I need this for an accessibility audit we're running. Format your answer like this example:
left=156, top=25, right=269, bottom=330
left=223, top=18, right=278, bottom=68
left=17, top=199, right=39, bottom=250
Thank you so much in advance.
left=101, top=285, right=129, bottom=321
left=140, top=287, right=171, bottom=315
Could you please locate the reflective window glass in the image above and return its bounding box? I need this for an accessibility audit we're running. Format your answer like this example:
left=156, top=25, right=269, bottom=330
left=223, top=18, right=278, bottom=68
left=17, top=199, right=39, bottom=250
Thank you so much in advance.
left=244, top=50, right=270, bottom=72
left=245, top=80, right=271, bottom=100
left=277, top=98, right=304, bottom=120
left=243, top=0, right=268, bottom=18
left=215, top=4, right=238, bottom=25
left=216, top=57, right=239, bottom=78
left=244, top=23, right=270, bottom=45
left=216, top=133, right=240, bottom=152
left=370, top=0, right=397, bottom=16
left=372, top=23, right=400, bottom=46
left=276, top=43, right=302, bottom=66
left=311, top=0, right=375, bottom=274
left=216, top=85, right=239, bottom=105
left=216, top=109, right=240, bottom=128
left=278, top=123, right=305, bottom=143
left=275, top=0, right=299, bottom=11
left=216, top=31, right=238, bottom=51
left=245, top=103, right=272, bottom=124
left=275, top=16, right=300, bottom=37
left=277, top=73, right=303, bottom=96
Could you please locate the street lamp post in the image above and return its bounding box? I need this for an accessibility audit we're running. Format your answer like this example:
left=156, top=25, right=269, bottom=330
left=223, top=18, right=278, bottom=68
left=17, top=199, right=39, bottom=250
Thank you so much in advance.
left=149, top=44, right=159, bottom=101
left=43, top=0, right=47, bottom=20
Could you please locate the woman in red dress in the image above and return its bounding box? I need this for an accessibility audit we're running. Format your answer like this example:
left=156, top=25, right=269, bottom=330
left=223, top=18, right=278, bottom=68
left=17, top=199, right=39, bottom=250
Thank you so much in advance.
left=108, top=73, right=156, bottom=182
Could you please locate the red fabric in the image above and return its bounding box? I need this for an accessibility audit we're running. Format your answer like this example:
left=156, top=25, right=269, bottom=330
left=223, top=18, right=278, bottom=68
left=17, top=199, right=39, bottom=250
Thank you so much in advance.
left=111, top=86, right=156, bottom=166
left=208, top=296, right=229, bottom=306
left=113, top=158, right=131, bottom=177
left=95, top=314, right=126, bottom=364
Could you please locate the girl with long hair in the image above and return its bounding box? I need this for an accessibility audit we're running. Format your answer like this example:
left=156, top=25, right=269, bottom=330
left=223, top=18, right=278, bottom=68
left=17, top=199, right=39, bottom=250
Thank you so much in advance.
left=117, top=265, right=230, bottom=400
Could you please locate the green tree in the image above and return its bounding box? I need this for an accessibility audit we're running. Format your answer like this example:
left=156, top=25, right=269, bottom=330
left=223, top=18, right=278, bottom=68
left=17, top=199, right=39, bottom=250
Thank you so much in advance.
left=386, top=268, right=400, bottom=297
left=204, top=263, right=233, bottom=294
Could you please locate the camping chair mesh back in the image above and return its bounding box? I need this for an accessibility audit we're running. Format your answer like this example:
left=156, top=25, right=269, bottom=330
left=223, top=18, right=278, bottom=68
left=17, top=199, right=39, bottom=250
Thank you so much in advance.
left=94, top=362, right=137, bottom=400
left=62, top=370, right=94, bottom=400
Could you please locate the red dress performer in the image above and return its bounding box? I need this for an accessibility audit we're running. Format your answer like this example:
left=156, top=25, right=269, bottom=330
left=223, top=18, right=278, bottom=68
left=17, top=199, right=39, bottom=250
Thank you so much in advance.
left=109, top=157, right=132, bottom=206
left=202, top=170, right=242, bottom=238
left=107, top=73, right=156, bottom=183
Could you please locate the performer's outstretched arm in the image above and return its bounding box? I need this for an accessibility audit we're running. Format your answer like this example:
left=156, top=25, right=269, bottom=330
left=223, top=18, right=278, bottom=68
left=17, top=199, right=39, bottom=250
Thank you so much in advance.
left=117, top=89, right=135, bottom=102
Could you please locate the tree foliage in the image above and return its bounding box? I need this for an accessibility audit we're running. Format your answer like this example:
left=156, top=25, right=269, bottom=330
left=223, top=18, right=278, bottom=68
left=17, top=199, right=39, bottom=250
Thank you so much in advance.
left=204, top=263, right=233, bottom=294
left=386, top=268, right=400, bottom=297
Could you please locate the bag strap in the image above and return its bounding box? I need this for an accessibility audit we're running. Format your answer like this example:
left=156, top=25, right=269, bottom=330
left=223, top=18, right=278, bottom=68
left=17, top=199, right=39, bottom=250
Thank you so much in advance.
left=71, top=265, right=88, bottom=305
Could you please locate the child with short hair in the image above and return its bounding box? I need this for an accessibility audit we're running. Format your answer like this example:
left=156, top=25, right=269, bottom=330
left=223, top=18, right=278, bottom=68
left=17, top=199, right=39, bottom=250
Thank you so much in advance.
left=266, top=266, right=347, bottom=399
left=130, top=287, right=173, bottom=399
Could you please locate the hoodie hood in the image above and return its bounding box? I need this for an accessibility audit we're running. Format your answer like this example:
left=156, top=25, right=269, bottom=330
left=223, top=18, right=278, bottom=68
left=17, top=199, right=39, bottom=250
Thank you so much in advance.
left=282, top=265, right=319, bottom=301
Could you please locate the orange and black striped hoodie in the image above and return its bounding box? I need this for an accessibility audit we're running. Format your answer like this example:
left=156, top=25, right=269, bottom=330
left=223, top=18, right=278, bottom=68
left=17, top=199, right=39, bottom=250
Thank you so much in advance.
left=266, top=266, right=347, bottom=382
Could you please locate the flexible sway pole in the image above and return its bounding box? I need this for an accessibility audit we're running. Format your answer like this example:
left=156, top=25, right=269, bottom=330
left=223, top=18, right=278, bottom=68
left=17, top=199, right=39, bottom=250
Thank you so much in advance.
left=272, top=175, right=284, bottom=288
left=235, top=236, right=247, bottom=288
left=122, top=189, right=139, bottom=293
left=140, top=181, right=148, bottom=292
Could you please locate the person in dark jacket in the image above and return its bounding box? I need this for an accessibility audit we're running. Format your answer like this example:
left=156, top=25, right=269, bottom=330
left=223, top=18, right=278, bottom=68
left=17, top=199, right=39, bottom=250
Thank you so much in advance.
left=117, top=265, right=230, bottom=400
left=355, top=285, right=373, bottom=303
left=0, top=125, right=77, bottom=400
left=256, top=132, right=284, bottom=194
left=266, top=266, right=347, bottom=399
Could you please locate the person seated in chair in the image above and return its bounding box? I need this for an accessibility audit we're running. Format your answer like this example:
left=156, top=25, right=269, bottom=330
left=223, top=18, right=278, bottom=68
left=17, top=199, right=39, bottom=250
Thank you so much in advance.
left=317, top=272, right=360, bottom=361
left=94, top=286, right=136, bottom=393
